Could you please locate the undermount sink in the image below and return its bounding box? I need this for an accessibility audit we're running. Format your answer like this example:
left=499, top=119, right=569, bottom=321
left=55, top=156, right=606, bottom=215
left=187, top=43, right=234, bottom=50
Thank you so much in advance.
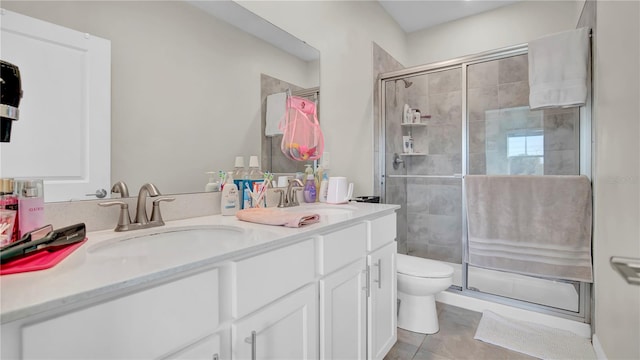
left=88, top=226, right=250, bottom=259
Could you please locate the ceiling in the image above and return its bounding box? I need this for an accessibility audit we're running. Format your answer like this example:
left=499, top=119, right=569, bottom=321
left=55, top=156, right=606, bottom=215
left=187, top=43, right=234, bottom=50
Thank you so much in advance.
left=378, top=0, right=520, bottom=33
left=189, top=0, right=520, bottom=61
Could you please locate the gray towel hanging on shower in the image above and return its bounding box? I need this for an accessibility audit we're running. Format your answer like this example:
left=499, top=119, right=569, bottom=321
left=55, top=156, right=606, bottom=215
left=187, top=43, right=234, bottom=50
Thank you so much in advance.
left=465, top=175, right=593, bottom=282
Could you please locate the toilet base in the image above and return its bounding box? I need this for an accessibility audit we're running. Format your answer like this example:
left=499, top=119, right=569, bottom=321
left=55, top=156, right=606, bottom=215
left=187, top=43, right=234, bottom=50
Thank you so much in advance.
left=397, top=291, right=439, bottom=334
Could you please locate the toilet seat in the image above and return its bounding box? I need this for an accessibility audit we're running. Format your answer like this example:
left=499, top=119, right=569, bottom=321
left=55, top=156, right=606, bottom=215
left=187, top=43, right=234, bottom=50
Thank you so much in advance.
left=397, top=253, right=454, bottom=278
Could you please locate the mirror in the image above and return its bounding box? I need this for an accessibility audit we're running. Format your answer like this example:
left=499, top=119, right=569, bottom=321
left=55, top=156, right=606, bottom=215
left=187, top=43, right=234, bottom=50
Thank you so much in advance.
left=0, top=1, right=320, bottom=202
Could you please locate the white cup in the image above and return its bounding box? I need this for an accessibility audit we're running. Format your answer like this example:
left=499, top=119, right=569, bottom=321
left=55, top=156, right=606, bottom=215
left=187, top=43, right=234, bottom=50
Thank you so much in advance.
left=327, top=177, right=354, bottom=204
left=277, top=176, right=291, bottom=188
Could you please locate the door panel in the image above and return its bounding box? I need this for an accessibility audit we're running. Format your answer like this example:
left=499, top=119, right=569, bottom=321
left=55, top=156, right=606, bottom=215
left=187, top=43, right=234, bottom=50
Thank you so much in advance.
left=0, top=9, right=110, bottom=201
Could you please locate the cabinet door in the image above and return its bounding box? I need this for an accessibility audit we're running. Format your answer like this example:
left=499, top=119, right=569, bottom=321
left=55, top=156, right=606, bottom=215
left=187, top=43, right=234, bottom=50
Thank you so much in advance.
left=165, top=333, right=221, bottom=360
left=22, top=269, right=219, bottom=359
left=368, top=242, right=397, bottom=360
left=320, top=259, right=367, bottom=359
left=232, top=284, right=318, bottom=360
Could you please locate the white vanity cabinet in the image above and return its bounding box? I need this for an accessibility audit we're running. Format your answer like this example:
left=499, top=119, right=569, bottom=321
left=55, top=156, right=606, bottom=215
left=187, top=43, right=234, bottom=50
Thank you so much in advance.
left=16, top=268, right=220, bottom=360
left=318, top=224, right=368, bottom=359
left=1, top=206, right=399, bottom=360
left=367, top=241, right=397, bottom=360
left=228, top=239, right=318, bottom=359
left=367, top=214, right=398, bottom=360
left=319, top=214, right=398, bottom=360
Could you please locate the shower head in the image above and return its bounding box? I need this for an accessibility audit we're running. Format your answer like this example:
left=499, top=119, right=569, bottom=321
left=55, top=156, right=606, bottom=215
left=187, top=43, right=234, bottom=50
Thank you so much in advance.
left=397, top=79, right=413, bottom=88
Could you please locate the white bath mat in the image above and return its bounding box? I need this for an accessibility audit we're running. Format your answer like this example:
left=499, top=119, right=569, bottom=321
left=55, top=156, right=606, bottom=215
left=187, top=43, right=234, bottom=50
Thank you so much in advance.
left=474, top=310, right=596, bottom=360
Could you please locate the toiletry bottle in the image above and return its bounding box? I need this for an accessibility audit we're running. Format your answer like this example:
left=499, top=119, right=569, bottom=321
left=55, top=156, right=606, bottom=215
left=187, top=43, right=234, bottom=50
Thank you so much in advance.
left=232, top=156, right=248, bottom=180
left=319, top=173, right=329, bottom=203
left=205, top=172, right=219, bottom=192
left=221, top=181, right=239, bottom=216
left=303, top=174, right=316, bottom=203
left=243, top=185, right=252, bottom=210
left=315, top=164, right=324, bottom=202
left=16, top=179, right=44, bottom=238
left=248, top=155, right=263, bottom=180
left=0, top=178, right=19, bottom=244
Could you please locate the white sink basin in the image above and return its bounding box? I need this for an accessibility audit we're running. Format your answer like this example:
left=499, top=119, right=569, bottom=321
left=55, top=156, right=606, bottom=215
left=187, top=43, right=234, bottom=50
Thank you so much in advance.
left=88, top=226, right=251, bottom=259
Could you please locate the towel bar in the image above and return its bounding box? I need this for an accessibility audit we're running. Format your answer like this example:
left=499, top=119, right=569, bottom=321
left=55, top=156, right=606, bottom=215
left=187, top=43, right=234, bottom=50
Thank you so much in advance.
left=610, top=257, right=640, bottom=285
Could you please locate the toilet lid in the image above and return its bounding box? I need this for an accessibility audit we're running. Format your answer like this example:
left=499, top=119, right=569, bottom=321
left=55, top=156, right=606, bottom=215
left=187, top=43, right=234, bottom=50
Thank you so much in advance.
left=396, top=253, right=454, bottom=278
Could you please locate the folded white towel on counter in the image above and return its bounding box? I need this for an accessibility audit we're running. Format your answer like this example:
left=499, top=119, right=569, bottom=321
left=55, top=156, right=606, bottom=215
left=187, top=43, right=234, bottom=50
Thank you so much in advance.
left=265, top=92, right=286, bottom=136
left=465, top=175, right=593, bottom=282
left=528, top=27, right=590, bottom=110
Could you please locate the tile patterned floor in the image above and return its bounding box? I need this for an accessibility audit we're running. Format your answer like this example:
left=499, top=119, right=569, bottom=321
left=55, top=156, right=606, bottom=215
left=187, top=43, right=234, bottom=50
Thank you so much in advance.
left=384, top=302, right=538, bottom=360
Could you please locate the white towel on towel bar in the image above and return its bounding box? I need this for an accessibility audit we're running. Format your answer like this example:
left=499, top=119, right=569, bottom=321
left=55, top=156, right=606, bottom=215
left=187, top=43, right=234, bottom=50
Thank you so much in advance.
left=528, top=27, right=590, bottom=110
left=465, top=175, right=593, bottom=282
left=265, top=92, right=286, bottom=136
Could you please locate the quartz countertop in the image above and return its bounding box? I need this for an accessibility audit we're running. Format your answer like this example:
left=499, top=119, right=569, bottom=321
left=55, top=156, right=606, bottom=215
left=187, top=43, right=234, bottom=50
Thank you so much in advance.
left=0, top=202, right=399, bottom=323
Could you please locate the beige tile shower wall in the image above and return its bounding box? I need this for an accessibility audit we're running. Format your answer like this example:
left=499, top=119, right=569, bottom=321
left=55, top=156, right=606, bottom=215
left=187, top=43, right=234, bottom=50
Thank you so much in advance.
left=403, top=69, right=463, bottom=263
left=467, top=54, right=580, bottom=176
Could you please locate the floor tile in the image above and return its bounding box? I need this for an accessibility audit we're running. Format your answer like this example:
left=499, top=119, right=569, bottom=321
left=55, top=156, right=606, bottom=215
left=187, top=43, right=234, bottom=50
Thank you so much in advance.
left=386, top=302, right=539, bottom=360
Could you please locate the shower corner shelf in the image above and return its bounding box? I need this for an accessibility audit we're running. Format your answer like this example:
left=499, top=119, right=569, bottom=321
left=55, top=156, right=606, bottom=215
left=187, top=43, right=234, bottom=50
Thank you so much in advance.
left=401, top=122, right=427, bottom=127
left=399, top=152, right=426, bottom=156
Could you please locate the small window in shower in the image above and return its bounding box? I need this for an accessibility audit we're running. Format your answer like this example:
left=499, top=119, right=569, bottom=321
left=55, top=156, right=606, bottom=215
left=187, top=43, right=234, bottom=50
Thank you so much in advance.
left=507, top=131, right=543, bottom=157
left=506, top=130, right=544, bottom=175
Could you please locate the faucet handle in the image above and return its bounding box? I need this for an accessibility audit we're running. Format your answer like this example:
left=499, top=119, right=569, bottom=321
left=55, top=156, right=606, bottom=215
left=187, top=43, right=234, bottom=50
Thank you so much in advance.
left=150, top=197, right=175, bottom=223
left=290, top=188, right=303, bottom=206
left=274, top=189, right=285, bottom=208
left=98, top=200, right=132, bottom=231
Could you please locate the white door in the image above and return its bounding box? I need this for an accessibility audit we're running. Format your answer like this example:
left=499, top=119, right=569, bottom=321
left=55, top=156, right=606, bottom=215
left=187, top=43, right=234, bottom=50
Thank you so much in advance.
left=320, top=259, right=367, bottom=359
left=368, top=242, right=397, bottom=360
left=232, top=284, right=318, bottom=360
left=0, top=9, right=111, bottom=202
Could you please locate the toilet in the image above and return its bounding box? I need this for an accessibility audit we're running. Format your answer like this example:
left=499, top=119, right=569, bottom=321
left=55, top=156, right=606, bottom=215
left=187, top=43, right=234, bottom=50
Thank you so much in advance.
left=396, top=253, right=454, bottom=334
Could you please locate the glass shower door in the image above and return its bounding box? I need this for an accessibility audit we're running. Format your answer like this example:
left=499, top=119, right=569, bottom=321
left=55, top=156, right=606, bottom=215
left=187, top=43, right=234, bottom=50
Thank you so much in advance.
left=384, top=68, right=464, bottom=287
left=465, top=54, right=583, bottom=312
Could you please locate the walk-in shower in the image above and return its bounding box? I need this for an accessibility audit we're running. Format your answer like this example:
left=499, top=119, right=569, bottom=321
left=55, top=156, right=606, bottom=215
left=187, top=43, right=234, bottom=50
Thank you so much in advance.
left=378, top=45, right=591, bottom=322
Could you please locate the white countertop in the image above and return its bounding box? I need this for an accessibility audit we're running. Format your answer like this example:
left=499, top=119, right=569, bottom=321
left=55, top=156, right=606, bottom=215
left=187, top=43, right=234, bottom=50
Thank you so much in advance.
left=0, top=202, right=398, bottom=323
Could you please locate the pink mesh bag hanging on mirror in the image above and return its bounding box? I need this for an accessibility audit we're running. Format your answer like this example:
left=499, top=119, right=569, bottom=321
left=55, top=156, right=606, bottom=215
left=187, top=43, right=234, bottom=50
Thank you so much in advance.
left=279, top=95, right=324, bottom=161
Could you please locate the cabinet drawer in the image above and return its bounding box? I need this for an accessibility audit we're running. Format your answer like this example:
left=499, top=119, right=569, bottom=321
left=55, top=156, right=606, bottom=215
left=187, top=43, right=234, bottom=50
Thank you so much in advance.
left=22, top=269, right=219, bottom=359
left=317, top=223, right=367, bottom=275
left=367, top=214, right=397, bottom=251
left=232, top=239, right=315, bottom=318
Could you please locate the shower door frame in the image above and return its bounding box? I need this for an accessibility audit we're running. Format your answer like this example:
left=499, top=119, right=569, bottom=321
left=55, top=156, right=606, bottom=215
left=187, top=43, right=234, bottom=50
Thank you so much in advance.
left=378, top=44, right=592, bottom=323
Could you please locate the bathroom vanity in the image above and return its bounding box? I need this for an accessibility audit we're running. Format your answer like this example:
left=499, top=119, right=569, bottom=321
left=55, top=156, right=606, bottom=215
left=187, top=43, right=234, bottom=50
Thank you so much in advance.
left=0, top=202, right=399, bottom=360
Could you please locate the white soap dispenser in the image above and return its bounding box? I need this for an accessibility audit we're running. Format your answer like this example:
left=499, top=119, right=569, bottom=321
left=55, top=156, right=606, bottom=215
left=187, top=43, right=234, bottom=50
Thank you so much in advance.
left=205, top=172, right=219, bottom=192
left=221, top=171, right=239, bottom=215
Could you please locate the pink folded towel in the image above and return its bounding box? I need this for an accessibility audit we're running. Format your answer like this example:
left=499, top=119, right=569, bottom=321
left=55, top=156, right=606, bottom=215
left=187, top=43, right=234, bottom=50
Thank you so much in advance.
left=236, top=208, right=320, bottom=228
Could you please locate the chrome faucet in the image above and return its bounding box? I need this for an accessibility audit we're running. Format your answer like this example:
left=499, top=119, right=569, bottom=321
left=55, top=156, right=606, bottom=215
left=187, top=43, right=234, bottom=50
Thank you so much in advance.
left=111, top=180, right=130, bottom=198
left=99, top=183, right=174, bottom=232
left=275, top=178, right=304, bottom=208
